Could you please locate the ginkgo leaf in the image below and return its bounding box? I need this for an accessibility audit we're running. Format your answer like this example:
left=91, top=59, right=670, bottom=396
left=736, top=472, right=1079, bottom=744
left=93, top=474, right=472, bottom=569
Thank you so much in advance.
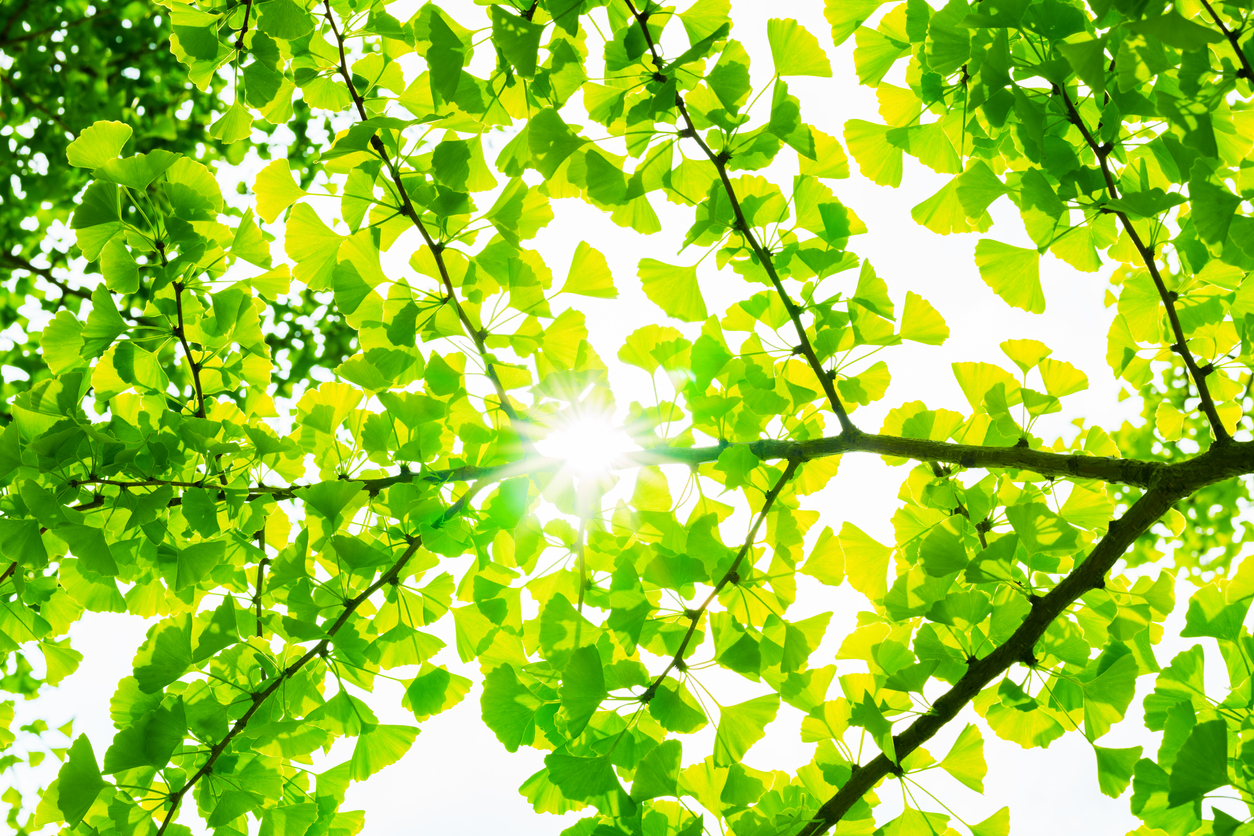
left=255, top=159, right=307, bottom=223
left=974, top=239, right=1044, bottom=314
left=350, top=724, right=419, bottom=780
left=899, top=292, right=949, bottom=345
left=56, top=735, right=107, bottom=826
left=638, top=259, right=707, bottom=321
left=767, top=19, right=832, bottom=77
left=939, top=724, right=986, bottom=791
left=1094, top=745, right=1141, bottom=798
left=66, top=121, right=132, bottom=169
left=713, top=695, right=779, bottom=766
left=561, top=241, right=617, bottom=298
left=840, top=523, right=891, bottom=600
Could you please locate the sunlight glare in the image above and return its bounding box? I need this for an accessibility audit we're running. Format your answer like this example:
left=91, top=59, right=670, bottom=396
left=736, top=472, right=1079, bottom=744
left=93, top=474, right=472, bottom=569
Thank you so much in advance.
left=537, top=416, right=637, bottom=479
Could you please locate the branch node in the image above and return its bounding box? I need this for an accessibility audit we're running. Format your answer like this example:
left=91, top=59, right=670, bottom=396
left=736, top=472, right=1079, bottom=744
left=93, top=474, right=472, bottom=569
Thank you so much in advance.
left=684, top=608, right=701, bottom=622
left=726, top=570, right=741, bottom=586
left=673, top=657, right=688, bottom=672
left=1015, top=437, right=1030, bottom=448
left=1170, top=342, right=1185, bottom=355
left=1199, top=363, right=1214, bottom=377
left=966, top=654, right=978, bottom=665
left=1021, top=649, right=1038, bottom=668
left=1166, top=290, right=1179, bottom=303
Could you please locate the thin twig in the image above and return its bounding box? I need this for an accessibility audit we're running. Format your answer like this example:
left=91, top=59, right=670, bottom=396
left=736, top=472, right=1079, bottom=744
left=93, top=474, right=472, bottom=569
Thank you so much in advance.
left=623, top=0, right=857, bottom=437
left=320, top=0, right=534, bottom=449
left=640, top=457, right=802, bottom=703
left=1057, top=87, right=1231, bottom=445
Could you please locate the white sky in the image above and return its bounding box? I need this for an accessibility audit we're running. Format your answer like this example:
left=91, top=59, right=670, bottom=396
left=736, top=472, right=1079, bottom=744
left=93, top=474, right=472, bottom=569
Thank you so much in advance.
left=10, top=1, right=1242, bottom=834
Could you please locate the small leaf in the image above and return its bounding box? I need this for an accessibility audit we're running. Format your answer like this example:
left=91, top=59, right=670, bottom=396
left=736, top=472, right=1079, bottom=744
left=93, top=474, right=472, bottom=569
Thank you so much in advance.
left=561, top=241, right=617, bottom=298
left=767, top=18, right=832, bottom=77
left=56, top=735, right=107, bottom=826
left=67, top=121, right=133, bottom=169
left=939, top=724, right=986, bottom=791
left=638, top=258, right=707, bottom=322
left=713, top=694, right=779, bottom=766
left=255, top=159, right=307, bottom=224
left=974, top=239, right=1044, bottom=314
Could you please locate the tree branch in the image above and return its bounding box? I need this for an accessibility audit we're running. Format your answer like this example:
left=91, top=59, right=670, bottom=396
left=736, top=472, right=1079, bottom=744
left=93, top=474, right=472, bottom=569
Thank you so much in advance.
left=321, top=0, right=534, bottom=450
left=640, top=457, right=802, bottom=703
left=1057, top=87, right=1231, bottom=445
left=234, top=0, right=253, bottom=51
left=171, top=280, right=207, bottom=419
left=154, top=534, right=425, bottom=836
left=623, top=0, right=857, bottom=438
left=1199, top=0, right=1254, bottom=81
left=797, top=484, right=1186, bottom=836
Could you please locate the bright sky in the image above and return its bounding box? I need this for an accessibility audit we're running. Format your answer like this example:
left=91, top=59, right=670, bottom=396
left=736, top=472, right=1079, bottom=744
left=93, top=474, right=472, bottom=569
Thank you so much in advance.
left=11, top=1, right=1231, bottom=834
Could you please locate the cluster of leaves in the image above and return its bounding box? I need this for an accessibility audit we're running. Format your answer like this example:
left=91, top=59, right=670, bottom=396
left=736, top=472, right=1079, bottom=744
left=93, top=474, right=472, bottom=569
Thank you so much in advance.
left=0, top=1, right=1253, bottom=836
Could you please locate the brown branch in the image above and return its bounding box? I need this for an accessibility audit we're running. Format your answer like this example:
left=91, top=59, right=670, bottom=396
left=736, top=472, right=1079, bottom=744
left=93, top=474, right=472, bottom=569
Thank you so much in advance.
left=797, top=483, right=1186, bottom=836
left=1199, top=0, right=1254, bottom=81
left=640, top=457, right=802, bottom=703
left=1057, top=87, right=1231, bottom=445
left=171, top=280, right=207, bottom=419
left=320, top=0, right=534, bottom=450
left=623, top=0, right=857, bottom=438
left=234, top=0, right=253, bottom=51
left=254, top=529, right=267, bottom=638
left=154, top=534, right=424, bottom=836
left=0, top=562, right=16, bottom=585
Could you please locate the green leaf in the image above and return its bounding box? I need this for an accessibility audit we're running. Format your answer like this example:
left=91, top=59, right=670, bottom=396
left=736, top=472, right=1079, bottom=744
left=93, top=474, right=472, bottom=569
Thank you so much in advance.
left=713, top=694, right=779, bottom=766
left=971, top=807, right=1010, bottom=836
left=350, top=724, right=419, bottom=780
left=1128, top=12, right=1224, bottom=51
left=481, top=664, right=544, bottom=752
left=56, top=735, right=107, bottom=826
left=255, top=159, right=307, bottom=224
left=899, top=292, right=949, bottom=344
left=403, top=664, right=471, bottom=720
left=974, top=239, right=1044, bottom=314
left=825, top=0, right=886, bottom=46
left=560, top=241, right=617, bottom=298
left=939, top=724, right=986, bottom=791
left=1166, top=719, right=1229, bottom=805
left=840, top=523, right=891, bottom=601
left=1005, top=503, right=1079, bottom=556
left=631, top=739, right=681, bottom=801
left=67, top=121, right=133, bottom=169
left=767, top=18, right=832, bottom=77
left=648, top=680, right=707, bottom=733
left=167, top=540, right=226, bottom=591
left=132, top=614, right=193, bottom=693
left=1095, top=745, right=1141, bottom=798
left=103, top=700, right=186, bottom=774
left=800, top=526, right=844, bottom=586
left=559, top=646, right=607, bottom=737
left=1082, top=653, right=1138, bottom=740
left=257, top=0, right=314, bottom=40
left=544, top=753, right=636, bottom=817
left=490, top=6, right=544, bottom=78
left=638, top=258, right=708, bottom=322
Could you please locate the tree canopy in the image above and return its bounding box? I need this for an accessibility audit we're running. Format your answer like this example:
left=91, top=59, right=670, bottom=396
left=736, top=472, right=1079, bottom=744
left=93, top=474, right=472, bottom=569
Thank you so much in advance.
left=2, top=0, right=1254, bottom=835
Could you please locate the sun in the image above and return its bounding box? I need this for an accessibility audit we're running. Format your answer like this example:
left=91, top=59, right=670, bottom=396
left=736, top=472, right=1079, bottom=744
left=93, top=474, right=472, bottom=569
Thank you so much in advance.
left=536, top=413, right=637, bottom=480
